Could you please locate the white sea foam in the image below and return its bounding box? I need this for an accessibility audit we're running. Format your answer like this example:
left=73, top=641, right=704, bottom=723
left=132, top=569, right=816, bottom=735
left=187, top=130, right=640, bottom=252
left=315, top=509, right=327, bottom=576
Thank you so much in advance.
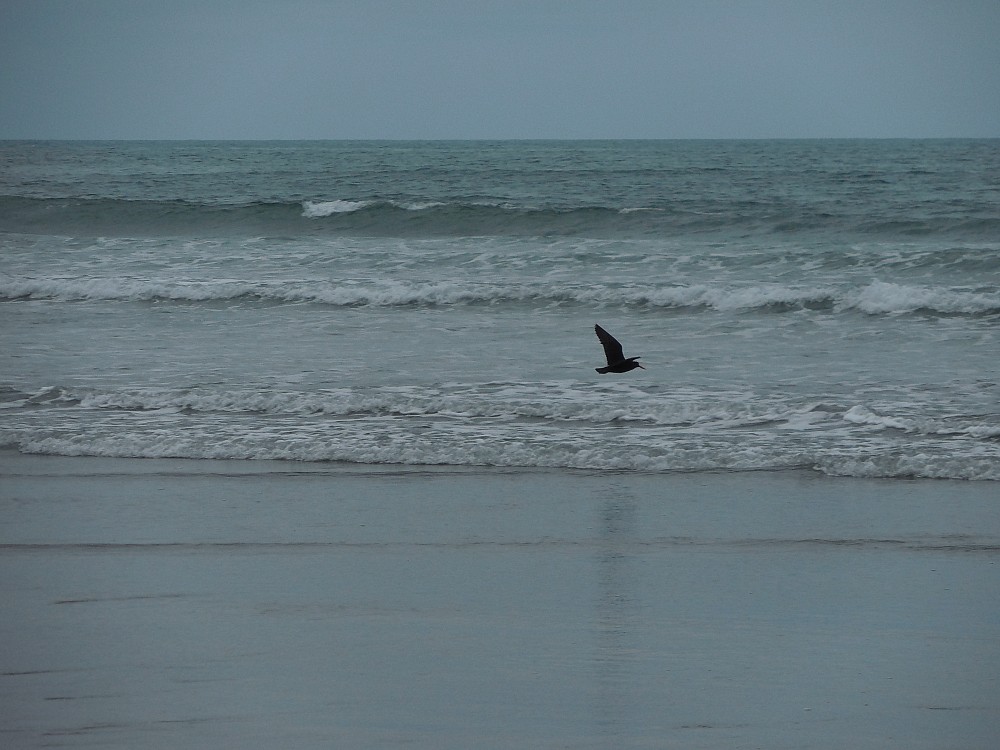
left=9, top=426, right=997, bottom=480
left=843, top=404, right=1000, bottom=439
left=400, top=201, right=447, bottom=211
left=3, top=383, right=996, bottom=480
left=302, top=199, right=373, bottom=217
left=843, top=405, right=914, bottom=431
left=4, top=274, right=998, bottom=317
left=818, top=452, right=1000, bottom=481
left=625, top=283, right=837, bottom=311
left=844, top=280, right=1000, bottom=315
left=301, top=199, right=447, bottom=218
left=51, top=384, right=818, bottom=428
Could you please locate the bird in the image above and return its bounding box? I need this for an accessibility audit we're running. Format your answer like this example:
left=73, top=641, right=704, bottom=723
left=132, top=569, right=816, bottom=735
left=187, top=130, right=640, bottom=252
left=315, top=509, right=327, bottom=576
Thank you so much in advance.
left=594, top=324, right=645, bottom=374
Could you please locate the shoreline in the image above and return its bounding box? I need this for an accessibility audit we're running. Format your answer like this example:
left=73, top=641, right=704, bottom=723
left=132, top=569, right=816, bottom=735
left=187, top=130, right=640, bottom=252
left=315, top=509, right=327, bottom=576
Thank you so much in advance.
left=4, top=448, right=999, bottom=481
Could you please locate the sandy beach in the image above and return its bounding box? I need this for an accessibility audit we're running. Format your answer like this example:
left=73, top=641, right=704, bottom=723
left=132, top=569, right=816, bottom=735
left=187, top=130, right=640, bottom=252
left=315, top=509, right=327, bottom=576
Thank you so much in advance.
left=1, top=451, right=997, bottom=749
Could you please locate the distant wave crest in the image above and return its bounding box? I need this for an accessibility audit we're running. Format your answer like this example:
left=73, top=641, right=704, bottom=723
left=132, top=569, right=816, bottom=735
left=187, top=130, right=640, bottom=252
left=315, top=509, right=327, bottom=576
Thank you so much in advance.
left=301, top=199, right=447, bottom=217
left=3, top=194, right=999, bottom=239
left=301, top=199, right=374, bottom=217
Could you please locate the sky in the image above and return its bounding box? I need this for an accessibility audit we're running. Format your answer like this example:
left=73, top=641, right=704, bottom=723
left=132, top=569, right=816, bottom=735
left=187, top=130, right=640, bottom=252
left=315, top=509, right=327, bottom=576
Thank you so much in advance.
left=1, top=0, right=998, bottom=140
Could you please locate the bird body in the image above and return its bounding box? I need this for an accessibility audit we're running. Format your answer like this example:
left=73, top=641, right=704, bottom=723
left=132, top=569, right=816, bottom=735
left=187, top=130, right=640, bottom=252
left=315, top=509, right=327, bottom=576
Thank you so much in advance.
left=594, top=324, right=644, bottom=373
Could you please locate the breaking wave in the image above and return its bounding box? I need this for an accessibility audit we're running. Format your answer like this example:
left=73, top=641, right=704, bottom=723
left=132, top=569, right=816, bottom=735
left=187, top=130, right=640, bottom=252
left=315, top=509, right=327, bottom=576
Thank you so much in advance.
left=3, top=384, right=997, bottom=480
left=3, top=194, right=999, bottom=239
left=3, top=275, right=997, bottom=317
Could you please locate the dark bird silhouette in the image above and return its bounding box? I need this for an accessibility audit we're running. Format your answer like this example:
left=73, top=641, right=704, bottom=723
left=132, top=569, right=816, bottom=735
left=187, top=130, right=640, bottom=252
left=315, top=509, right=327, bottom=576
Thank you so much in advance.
left=594, top=324, right=645, bottom=374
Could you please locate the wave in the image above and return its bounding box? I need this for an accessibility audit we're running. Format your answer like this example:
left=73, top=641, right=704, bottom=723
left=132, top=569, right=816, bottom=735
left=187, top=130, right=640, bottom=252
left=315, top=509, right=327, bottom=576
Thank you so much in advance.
left=843, top=405, right=1000, bottom=440
left=3, top=383, right=823, bottom=428
left=13, top=385, right=995, bottom=441
left=3, top=194, right=999, bottom=240
left=5, top=423, right=997, bottom=481
left=5, top=432, right=994, bottom=480
left=0, top=195, right=704, bottom=238
left=302, top=199, right=447, bottom=217
left=3, top=384, right=997, bottom=480
left=3, top=275, right=997, bottom=317
left=842, top=280, right=1000, bottom=316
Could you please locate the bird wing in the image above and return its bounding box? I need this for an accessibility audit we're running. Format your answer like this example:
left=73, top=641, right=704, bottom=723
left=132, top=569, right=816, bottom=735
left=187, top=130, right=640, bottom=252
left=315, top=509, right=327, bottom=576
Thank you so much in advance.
left=594, top=324, right=625, bottom=365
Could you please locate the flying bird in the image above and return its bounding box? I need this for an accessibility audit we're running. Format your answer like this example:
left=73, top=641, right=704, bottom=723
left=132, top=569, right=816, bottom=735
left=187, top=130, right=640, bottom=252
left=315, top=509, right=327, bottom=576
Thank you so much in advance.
left=594, top=324, right=645, bottom=374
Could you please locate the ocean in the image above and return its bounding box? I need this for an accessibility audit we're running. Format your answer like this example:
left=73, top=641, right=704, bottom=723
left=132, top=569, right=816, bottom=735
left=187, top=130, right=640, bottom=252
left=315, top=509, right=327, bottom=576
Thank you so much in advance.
left=2, top=139, right=998, bottom=480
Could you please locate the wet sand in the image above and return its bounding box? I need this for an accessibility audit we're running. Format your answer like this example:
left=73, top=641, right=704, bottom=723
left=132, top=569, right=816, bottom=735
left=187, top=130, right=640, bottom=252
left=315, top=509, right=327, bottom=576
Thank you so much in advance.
left=2, top=452, right=998, bottom=749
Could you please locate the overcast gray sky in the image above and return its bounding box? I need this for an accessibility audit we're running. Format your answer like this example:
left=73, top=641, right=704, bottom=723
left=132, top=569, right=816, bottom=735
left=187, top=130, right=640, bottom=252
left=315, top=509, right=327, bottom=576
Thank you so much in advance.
left=2, top=0, right=998, bottom=139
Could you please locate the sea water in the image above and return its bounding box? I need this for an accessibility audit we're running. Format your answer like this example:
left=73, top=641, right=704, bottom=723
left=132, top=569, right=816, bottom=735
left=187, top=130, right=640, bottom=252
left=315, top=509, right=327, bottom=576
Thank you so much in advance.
left=1, top=140, right=998, bottom=479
